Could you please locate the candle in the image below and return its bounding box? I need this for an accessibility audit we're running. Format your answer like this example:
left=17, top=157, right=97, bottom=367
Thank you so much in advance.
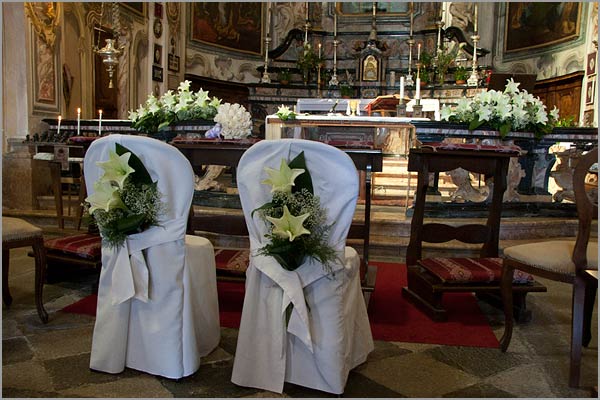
left=76, top=107, right=81, bottom=135
left=57, top=115, right=61, bottom=135
left=334, top=14, right=337, bottom=37
left=415, top=78, right=421, bottom=99
left=98, top=109, right=103, bottom=134
left=318, top=42, right=322, bottom=58
left=410, top=2, right=414, bottom=37
left=473, top=3, right=478, bottom=33
left=417, top=43, right=421, bottom=61
left=399, top=76, right=405, bottom=100
left=266, top=2, right=271, bottom=37
left=305, top=1, right=309, bottom=21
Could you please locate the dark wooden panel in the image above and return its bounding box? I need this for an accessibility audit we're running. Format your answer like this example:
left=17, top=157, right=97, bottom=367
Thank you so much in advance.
left=533, top=71, right=584, bottom=120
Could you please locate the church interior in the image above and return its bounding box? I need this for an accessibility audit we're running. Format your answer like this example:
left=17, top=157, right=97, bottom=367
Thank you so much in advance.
left=2, top=2, right=599, bottom=398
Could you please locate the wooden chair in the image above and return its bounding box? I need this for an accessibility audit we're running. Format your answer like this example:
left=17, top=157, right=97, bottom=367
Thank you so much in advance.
left=2, top=217, right=48, bottom=323
left=49, top=160, right=86, bottom=230
left=402, top=143, right=546, bottom=322
left=500, top=147, right=598, bottom=388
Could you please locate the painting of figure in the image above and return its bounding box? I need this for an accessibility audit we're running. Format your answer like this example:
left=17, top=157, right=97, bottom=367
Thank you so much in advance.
left=190, top=3, right=263, bottom=55
left=505, top=2, right=581, bottom=52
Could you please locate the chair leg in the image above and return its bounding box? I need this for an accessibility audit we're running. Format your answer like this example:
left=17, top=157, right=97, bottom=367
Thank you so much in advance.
left=499, top=262, right=515, bottom=352
left=2, top=248, right=12, bottom=306
left=582, top=277, right=597, bottom=347
left=569, top=276, right=585, bottom=388
left=32, top=237, right=49, bottom=323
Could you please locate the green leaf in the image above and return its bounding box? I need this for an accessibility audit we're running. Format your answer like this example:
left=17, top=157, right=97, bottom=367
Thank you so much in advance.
left=115, top=143, right=153, bottom=185
left=115, top=213, right=146, bottom=235
left=468, top=119, right=485, bottom=131
left=288, top=151, right=313, bottom=194
left=499, top=123, right=511, bottom=139
left=251, top=201, right=274, bottom=218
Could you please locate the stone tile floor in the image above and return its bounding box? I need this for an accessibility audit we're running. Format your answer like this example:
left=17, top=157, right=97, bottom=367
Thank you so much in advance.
left=3, top=247, right=598, bottom=398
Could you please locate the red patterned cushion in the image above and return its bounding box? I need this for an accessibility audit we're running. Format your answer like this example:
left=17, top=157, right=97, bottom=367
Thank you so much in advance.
left=419, top=257, right=533, bottom=284
left=421, top=142, right=521, bottom=155
left=215, top=248, right=250, bottom=275
left=44, top=234, right=101, bottom=260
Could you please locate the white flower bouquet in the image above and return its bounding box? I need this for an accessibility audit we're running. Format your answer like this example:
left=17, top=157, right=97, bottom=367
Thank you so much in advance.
left=213, top=103, right=253, bottom=139
left=85, top=144, right=164, bottom=248
left=253, top=152, right=337, bottom=272
left=440, top=78, right=560, bottom=139
left=128, top=80, right=222, bottom=134
left=276, top=104, right=296, bottom=121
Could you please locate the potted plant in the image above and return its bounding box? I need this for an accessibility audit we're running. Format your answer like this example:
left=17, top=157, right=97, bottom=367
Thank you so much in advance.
left=278, top=69, right=291, bottom=85
left=296, top=43, right=321, bottom=84
left=454, top=66, right=468, bottom=85
left=340, top=83, right=354, bottom=98
left=419, top=70, right=430, bottom=86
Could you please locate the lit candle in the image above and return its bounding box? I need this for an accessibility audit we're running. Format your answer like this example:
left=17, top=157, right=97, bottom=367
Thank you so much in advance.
left=417, top=43, right=421, bottom=61
left=98, top=109, right=103, bottom=135
left=410, top=2, right=414, bottom=37
left=334, top=14, right=337, bottom=38
left=318, top=42, right=322, bottom=59
left=473, top=3, right=478, bottom=33
left=305, top=1, right=309, bottom=21
left=76, top=107, right=81, bottom=135
left=57, top=115, right=61, bottom=136
left=415, top=78, right=421, bottom=99
left=400, top=76, right=405, bottom=100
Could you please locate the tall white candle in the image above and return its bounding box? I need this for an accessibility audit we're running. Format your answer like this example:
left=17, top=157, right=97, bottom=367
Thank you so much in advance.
left=473, top=3, right=478, bottom=33
left=98, top=109, right=103, bottom=134
left=266, top=2, right=271, bottom=37
left=334, top=14, right=337, bottom=37
left=318, top=42, right=321, bottom=58
left=415, top=78, right=421, bottom=99
left=57, top=115, right=61, bottom=135
left=305, top=1, right=309, bottom=21
left=410, top=2, right=414, bottom=37
left=417, top=43, right=421, bottom=61
left=76, top=108, right=81, bottom=135
left=399, top=76, right=405, bottom=100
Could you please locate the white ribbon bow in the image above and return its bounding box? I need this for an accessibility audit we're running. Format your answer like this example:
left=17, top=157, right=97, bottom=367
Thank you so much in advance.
left=103, top=217, right=187, bottom=305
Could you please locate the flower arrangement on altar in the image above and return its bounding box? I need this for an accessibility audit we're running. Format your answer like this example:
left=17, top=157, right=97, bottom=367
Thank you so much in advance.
left=440, top=78, right=560, bottom=139
left=276, top=104, right=296, bottom=121
left=129, top=80, right=222, bottom=134
left=253, top=152, right=338, bottom=272
left=212, top=103, right=253, bottom=139
left=84, top=144, right=164, bottom=248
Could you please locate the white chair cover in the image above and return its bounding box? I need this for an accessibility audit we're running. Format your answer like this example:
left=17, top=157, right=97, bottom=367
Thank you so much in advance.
left=231, top=139, right=374, bottom=394
left=84, top=134, right=220, bottom=379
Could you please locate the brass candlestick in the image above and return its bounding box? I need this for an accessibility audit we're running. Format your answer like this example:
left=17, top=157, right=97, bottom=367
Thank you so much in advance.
left=406, top=37, right=415, bottom=86
left=467, top=34, right=480, bottom=87
left=260, top=36, right=271, bottom=84
left=329, top=39, right=339, bottom=86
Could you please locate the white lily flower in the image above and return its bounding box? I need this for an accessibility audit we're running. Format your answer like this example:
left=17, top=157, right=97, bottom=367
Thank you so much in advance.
left=440, top=105, right=455, bottom=121
left=96, top=150, right=136, bottom=189
left=86, top=180, right=126, bottom=214
left=178, top=80, right=191, bottom=93
left=504, top=78, right=520, bottom=94
left=261, top=158, right=305, bottom=193
left=266, top=205, right=311, bottom=242
left=549, top=106, right=560, bottom=121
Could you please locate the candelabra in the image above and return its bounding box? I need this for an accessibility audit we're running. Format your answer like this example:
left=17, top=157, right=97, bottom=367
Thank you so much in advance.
left=260, top=36, right=271, bottom=83
left=329, top=39, right=339, bottom=86
left=405, top=37, right=415, bottom=86
left=317, top=64, right=322, bottom=97
left=467, top=33, right=480, bottom=87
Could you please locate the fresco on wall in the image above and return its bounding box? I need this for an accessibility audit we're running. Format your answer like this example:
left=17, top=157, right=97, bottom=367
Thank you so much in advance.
left=190, top=2, right=263, bottom=55
left=336, top=2, right=409, bottom=16
left=505, top=2, right=581, bottom=52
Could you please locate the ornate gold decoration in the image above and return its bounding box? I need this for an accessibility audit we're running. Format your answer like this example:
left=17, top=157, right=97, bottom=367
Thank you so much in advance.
left=25, top=2, right=61, bottom=50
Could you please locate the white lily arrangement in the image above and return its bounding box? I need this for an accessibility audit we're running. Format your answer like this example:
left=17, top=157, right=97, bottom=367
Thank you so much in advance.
left=212, top=102, right=253, bottom=139
left=253, top=152, right=337, bottom=272
left=85, top=144, right=164, bottom=248
left=440, top=78, right=560, bottom=139
left=276, top=104, right=296, bottom=121
left=128, top=80, right=222, bottom=134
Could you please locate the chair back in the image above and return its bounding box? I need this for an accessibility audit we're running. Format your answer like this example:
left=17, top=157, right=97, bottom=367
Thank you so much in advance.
left=84, top=134, right=195, bottom=225
left=236, top=139, right=359, bottom=254
left=572, top=147, right=598, bottom=270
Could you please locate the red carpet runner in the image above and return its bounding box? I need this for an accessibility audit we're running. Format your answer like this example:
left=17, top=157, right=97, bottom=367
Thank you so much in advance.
left=60, top=262, right=499, bottom=348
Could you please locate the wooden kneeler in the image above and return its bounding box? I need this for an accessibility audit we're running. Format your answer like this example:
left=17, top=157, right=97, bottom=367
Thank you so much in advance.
left=401, top=144, right=546, bottom=322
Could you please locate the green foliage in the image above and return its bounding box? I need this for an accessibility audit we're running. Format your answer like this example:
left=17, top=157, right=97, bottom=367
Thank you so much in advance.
left=454, top=66, right=468, bottom=81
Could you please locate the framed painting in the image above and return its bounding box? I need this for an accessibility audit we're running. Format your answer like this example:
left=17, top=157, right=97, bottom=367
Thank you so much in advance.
left=189, top=2, right=263, bottom=55
left=587, top=51, right=597, bottom=76
left=585, top=79, right=595, bottom=105
left=505, top=2, right=581, bottom=53
left=121, top=3, right=146, bottom=18
left=30, top=26, right=59, bottom=113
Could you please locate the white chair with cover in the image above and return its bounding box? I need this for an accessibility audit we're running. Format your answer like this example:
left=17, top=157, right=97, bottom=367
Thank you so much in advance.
left=231, top=139, right=374, bottom=395
left=84, top=134, right=220, bottom=379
